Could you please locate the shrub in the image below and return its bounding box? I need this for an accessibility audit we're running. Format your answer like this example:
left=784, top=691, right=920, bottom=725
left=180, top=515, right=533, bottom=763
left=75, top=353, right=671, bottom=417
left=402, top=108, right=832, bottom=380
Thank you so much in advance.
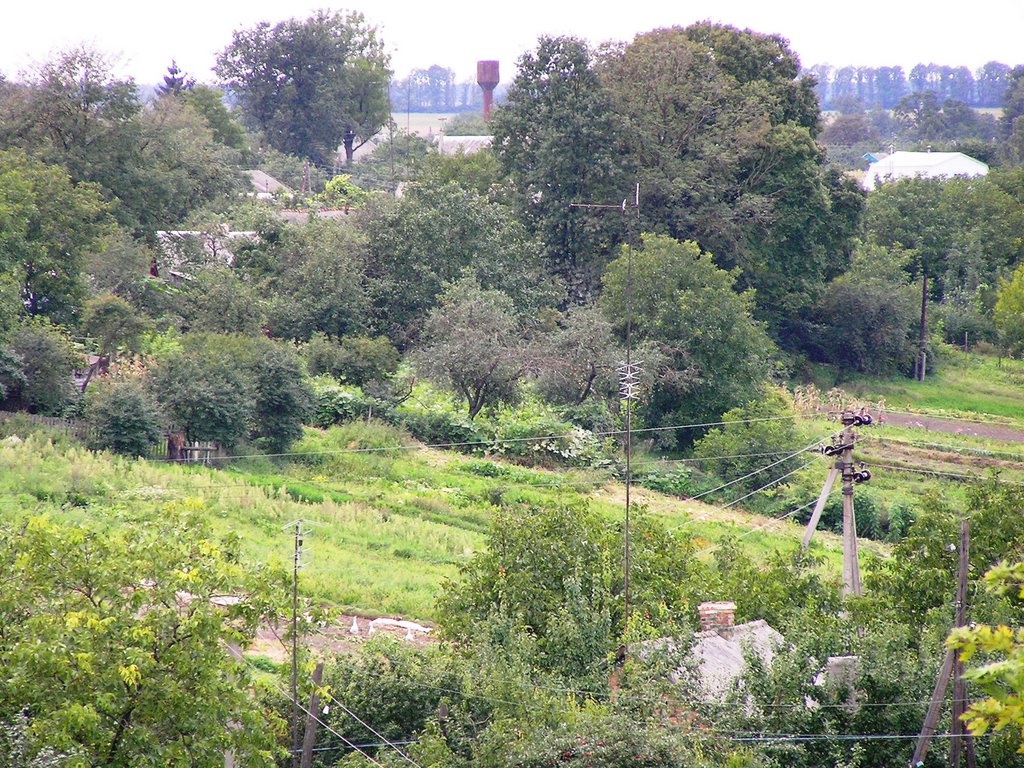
left=84, top=377, right=164, bottom=456
left=310, top=381, right=378, bottom=427
left=690, top=389, right=804, bottom=497
left=1, top=321, right=82, bottom=415
left=305, top=333, right=400, bottom=385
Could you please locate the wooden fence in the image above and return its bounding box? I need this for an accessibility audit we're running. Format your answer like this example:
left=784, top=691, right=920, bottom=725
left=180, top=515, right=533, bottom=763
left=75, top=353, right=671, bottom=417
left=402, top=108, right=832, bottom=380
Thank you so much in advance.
left=0, top=411, right=220, bottom=463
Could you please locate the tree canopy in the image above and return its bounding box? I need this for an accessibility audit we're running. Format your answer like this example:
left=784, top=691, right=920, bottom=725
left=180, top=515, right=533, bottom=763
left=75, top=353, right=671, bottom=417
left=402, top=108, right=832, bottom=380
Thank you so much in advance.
left=216, top=10, right=391, bottom=165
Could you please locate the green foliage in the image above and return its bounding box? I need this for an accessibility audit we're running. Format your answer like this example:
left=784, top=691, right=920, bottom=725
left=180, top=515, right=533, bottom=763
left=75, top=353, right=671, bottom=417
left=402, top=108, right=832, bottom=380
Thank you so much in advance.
left=1, top=49, right=244, bottom=234
left=1, top=320, right=81, bottom=415
left=0, top=511, right=285, bottom=766
left=262, top=218, right=370, bottom=341
left=601, top=235, right=774, bottom=447
left=691, top=389, right=804, bottom=496
left=417, top=148, right=500, bottom=196
left=996, top=262, right=1024, bottom=355
left=305, top=332, right=400, bottom=385
left=309, top=379, right=378, bottom=427
left=0, top=148, right=111, bottom=323
left=600, top=24, right=854, bottom=327
left=318, top=174, right=367, bottom=207
left=486, top=400, right=615, bottom=468
left=948, top=557, right=1024, bottom=748
left=184, top=268, right=266, bottom=335
left=150, top=336, right=254, bottom=446
left=502, top=712, right=698, bottom=768
left=491, top=36, right=629, bottom=299
left=534, top=304, right=623, bottom=407
left=84, top=376, right=164, bottom=456
left=360, top=183, right=557, bottom=343
left=249, top=340, right=313, bottom=452
left=216, top=10, right=391, bottom=165
left=809, top=243, right=919, bottom=374
left=182, top=84, right=246, bottom=149
left=729, top=622, right=938, bottom=768
left=81, top=293, right=148, bottom=357
left=415, top=278, right=528, bottom=419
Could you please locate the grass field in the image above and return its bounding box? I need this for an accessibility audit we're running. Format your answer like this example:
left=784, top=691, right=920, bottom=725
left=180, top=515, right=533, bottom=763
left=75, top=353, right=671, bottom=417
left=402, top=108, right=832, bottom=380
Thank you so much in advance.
left=0, top=420, right=856, bottom=622
left=6, top=349, right=1021, bottom=622
left=842, top=349, right=1024, bottom=423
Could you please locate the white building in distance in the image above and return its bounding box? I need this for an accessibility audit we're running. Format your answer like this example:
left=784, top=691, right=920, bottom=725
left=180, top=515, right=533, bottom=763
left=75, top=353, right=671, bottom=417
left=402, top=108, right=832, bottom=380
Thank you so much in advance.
left=861, top=151, right=988, bottom=190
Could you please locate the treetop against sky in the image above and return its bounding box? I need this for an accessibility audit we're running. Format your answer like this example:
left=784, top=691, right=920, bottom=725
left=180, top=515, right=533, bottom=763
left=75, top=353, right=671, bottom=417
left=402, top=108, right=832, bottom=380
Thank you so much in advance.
left=2, top=0, right=1022, bottom=86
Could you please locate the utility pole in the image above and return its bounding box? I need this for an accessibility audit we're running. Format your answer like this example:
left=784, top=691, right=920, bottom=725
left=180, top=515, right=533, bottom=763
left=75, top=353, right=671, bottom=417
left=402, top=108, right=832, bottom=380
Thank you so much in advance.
left=572, top=184, right=641, bottom=627
left=283, top=519, right=311, bottom=768
left=299, top=662, right=325, bottom=768
left=801, top=409, right=872, bottom=596
left=910, top=519, right=975, bottom=768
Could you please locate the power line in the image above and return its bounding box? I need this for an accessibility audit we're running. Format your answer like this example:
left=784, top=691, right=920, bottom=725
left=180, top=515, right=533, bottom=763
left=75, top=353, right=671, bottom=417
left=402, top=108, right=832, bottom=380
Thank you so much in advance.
left=224, top=644, right=388, bottom=768
left=149, top=415, right=802, bottom=464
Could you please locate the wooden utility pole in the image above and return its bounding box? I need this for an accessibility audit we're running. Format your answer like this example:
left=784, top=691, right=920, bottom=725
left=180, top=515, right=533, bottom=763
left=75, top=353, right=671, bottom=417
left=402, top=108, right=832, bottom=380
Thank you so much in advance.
left=284, top=519, right=310, bottom=768
left=910, top=519, right=975, bottom=768
left=299, top=663, right=325, bottom=768
left=802, top=410, right=871, bottom=596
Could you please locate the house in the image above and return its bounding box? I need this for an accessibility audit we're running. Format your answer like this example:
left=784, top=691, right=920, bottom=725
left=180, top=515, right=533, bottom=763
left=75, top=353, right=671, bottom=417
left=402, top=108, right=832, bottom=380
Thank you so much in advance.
left=154, top=228, right=259, bottom=280
left=434, top=134, right=492, bottom=155
left=637, top=601, right=784, bottom=698
left=861, top=150, right=988, bottom=190
left=244, top=170, right=291, bottom=200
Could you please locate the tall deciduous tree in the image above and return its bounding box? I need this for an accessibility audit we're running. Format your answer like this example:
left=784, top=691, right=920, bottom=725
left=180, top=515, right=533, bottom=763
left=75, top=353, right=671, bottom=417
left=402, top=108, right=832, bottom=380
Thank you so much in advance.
left=600, top=234, right=774, bottom=446
left=490, top=36, right=629, bottom=300
left=0, top=149, right=110, bottom=323
left=599, top=24, right=854, bottom=333
left=360, top=183, right=557, bottom=344
left=0, top=512, right=284, bottom=765
left=216, top=10, right=391, bottom=165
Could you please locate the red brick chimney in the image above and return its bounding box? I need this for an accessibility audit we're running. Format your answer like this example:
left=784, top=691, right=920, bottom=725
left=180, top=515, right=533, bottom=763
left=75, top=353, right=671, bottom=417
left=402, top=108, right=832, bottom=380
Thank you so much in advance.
left=698, top=601, right=736, bottom=634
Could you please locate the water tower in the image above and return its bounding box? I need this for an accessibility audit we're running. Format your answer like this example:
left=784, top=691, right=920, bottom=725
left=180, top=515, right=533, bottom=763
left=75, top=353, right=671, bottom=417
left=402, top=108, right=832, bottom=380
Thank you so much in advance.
left=476, top=60, right=499, bottom=121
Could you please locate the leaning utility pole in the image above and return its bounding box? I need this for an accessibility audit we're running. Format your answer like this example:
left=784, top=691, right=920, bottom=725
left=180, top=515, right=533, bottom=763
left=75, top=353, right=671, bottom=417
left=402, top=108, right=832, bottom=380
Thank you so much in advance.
left=801, top=409, right=872, bottom=596
left=910, top=519, right=976, bottom=768
left=283, top=519, right=311, bottom=768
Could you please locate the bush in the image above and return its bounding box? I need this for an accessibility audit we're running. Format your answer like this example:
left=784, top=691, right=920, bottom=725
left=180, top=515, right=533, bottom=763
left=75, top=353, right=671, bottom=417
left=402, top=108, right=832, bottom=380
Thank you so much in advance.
left=398, top=408, right=484, bottom=449
left=310, top=380, right=379, bottom=427
left=488, top=403, right=614, bottom=468
left=305, top=332, right=400, bottom=386
left=84, top=377, right=164, bottom=456
left=1, top=321, right=81, bottom=415
left=690, top=389, right=804, bottom=497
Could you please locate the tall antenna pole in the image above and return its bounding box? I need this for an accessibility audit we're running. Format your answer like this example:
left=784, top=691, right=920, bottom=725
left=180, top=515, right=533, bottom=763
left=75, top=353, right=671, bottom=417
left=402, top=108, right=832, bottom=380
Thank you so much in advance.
left=572, top=184, right=642, bottom=630
left=618, top=183, right=641, bottom=626
left=283, top=519, right=310, bottom=768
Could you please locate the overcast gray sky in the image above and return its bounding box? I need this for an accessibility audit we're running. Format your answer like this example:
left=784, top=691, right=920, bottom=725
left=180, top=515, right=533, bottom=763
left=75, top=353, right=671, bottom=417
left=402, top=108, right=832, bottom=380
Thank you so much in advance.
left=3, top=1, right=1022, bottom=85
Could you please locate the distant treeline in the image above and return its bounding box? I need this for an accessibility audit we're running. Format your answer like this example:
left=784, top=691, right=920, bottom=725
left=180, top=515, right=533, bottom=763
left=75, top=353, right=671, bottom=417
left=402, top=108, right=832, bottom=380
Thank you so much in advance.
left=389, top=65, right=508, bottom=113
left=807, top=61, right=1019, bottom=110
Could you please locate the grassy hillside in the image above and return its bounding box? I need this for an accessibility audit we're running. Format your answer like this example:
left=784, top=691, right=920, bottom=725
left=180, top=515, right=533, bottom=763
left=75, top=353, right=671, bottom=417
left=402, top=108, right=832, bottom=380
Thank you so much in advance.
left=842, top=349, right=1024, bottom=423
left=0, top=420, right=859, bottom=623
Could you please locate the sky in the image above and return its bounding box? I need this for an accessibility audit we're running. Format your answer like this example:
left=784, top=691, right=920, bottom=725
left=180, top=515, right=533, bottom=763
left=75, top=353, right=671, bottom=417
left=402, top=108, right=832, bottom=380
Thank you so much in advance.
left=2, top=1, right=1023, bottom=85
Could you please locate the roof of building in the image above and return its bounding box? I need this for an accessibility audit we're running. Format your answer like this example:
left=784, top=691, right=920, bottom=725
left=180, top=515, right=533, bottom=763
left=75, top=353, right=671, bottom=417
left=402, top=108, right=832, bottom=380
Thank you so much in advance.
left=692, top=620, right=784, bottom=695
left=434, top=134, right=493, bottom=155
left=862, top=151, right=988, bottom=190
left=245, top=170, right=291, bottom=196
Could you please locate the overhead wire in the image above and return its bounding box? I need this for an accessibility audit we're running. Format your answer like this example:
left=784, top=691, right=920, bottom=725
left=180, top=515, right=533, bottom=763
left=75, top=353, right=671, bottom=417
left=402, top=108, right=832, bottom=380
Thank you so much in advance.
left=149, top=414, right=802, bottom=463
left=223, top=643, right=390, bottom=768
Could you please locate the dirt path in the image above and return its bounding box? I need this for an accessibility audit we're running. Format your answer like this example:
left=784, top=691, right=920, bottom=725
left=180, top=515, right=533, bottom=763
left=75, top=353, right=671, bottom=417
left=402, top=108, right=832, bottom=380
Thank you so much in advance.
left=877, top=411, right=1024, bottom=442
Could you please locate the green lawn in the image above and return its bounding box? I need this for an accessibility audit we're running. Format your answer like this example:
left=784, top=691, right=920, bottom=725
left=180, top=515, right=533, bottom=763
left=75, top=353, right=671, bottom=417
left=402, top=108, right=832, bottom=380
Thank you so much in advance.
left=0, top=421, right=854, bottom=622
left=842, top=349, right=1024, bottom=423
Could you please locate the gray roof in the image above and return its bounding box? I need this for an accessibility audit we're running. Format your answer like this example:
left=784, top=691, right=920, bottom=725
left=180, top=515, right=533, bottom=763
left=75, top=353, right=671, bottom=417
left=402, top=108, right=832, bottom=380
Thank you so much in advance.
left=434, top=134, right=493, bottom=155
left=245, top=170, right=291, bottom=196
